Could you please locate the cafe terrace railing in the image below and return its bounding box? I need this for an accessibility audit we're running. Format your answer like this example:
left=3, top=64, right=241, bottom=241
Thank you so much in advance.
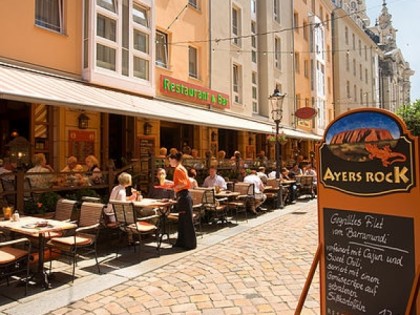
left=0, top=157, right=279, bottom=212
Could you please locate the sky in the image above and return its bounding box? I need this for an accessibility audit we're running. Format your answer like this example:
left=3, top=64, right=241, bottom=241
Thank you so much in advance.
left=366, top=0, right=420, bottom=102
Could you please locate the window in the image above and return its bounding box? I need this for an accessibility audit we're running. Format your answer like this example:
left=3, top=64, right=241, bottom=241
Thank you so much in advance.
left=359, top=64, right=362, bottom=80
left=346, top=81, right=350, bottom=98
left=275, top=37, right=281, bottom=69
left=93, top=1, right=152, bottom=81
left=133, top=3, right=148, bottom=27
left=188, top=0, right=199, bottom=9
left=365, top=68, right=368, bottom=84
left=97, top=14, right=116, bottom=41
left=251, top=0, right=256, bottom=14
left=295, top=52, right=300, bottom=73
left=304, top=60, right=309, bottom=78
left=35, top=0, right=64, bottom=33
left=346, top=54, right=349, bottom=71
left=274, top=0, right=280, bottom=23
left=352, top=33, right=355, bottom=50
left=133, top=30, right=148, bottom=53
left=133, top=57, right=149, bottom=80
left=303, top=21, right=309, bottom=41
left=232, top=7, right=241, bottom=46
left=251, top=21, right=257, bottom=63
left=189, top=46, right=198, bottom=78
left=345, top=27, right=348, bottom=45
left=97, top=0, right=116, bottom=12
left=358, top=40, right=362, bottom=56
left=232, top=64, right=241, bottom=103
left=96, top=43, right=116, bottom=70
left=156, top=31, right=168, bottom=68
left=353, top=59, right=356, bottom=76
left=252, top=72, right=258, bottom=113
left=294, top=12, right=299, bottom=33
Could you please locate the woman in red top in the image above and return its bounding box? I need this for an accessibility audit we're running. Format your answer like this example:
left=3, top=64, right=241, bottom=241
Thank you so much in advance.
left=168, top=152, right=197, bottom=250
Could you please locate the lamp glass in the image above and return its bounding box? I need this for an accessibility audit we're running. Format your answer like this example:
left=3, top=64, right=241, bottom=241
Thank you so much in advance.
left=269, top=89, right=286, bottom=122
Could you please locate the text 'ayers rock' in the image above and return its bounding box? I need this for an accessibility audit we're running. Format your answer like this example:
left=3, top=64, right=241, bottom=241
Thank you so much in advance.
left=330, top=128, right=394, bottom=144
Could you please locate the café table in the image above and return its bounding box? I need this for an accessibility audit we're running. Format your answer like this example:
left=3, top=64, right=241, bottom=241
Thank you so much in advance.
left=132, top=198, right=177, bottom=248
left=0, top=216, right=77, bottom=289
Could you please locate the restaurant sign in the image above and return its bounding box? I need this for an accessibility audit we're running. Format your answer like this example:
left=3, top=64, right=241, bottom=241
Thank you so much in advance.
left=319, top=110, right=415, bottom=196
left=160, top=75, right=230, bottom=109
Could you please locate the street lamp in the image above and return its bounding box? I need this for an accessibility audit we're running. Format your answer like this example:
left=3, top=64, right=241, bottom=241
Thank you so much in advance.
left=269, top=88, right=286, bottom=209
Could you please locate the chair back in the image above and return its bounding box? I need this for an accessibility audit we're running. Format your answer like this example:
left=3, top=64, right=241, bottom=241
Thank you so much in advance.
left=267, top=178, right=279, bottom=189
left=299, top=175, right=314, bottom=187
left=109, top=200, right=134, bottom=226
left=79, top=201, right=105, bottom=228
left=189, top=189, right=205, bottom=207
left=233, top=182, right=254, bottom=196
left=54, top=198, right=77, bottom=221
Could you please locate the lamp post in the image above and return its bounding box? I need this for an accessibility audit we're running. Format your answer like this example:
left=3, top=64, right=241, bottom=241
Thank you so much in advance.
left=269, top=88, right=286, bottom=209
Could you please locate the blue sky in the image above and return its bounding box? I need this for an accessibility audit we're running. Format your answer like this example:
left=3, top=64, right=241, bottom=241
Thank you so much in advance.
left=366, top=0, right=420, bottom=102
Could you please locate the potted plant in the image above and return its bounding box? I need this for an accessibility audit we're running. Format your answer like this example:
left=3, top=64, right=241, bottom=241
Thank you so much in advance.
left=266, top=132, right=288, bottom=145
left=24, top=191, right=61, bottom=216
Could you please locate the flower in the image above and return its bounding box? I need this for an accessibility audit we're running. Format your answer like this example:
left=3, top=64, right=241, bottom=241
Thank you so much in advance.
left=266, top=132, right=287, bottom=143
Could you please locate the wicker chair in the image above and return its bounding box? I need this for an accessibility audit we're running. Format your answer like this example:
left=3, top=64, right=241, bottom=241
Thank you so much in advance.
left=229, top=183, right=255, bottom=223
left=111, top=200, right=160, bottom=253
left=0, top=237, right=31, bottom=295
left=47, top=201, right=104, bottom=281
left=202, top=188, right=228, bottom=225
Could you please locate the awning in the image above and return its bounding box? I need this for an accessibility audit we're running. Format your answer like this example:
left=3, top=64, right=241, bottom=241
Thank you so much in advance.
left=0, top=63, right=322, bottom=141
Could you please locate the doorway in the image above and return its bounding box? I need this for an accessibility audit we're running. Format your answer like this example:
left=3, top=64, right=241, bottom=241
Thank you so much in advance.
left=108, top=114, right=135, bottom=168
left=218, top=129, right=238, bottom=158
left=160, top=122, right=193, bottom=152
left=0, top=100, right=31, bottom=158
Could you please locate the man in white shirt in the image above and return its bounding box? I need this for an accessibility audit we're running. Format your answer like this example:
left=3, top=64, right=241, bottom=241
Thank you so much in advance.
left=244, top=169, right=267, bottom=211
left=202, top=166, right=227, bottom=189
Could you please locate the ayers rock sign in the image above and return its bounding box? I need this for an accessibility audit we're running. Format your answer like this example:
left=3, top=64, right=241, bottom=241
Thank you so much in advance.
left=319, top=111, right=415, bottom=195
left=317, top=108, right=420, bottom=315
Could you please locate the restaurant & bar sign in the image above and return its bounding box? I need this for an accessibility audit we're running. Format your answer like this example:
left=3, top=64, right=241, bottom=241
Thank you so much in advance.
left=317, top=108, right=420, bottom=315
left=160, top=75, right=230, bottom=109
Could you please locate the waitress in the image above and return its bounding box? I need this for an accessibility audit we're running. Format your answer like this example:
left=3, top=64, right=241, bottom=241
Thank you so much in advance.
left=168, top=152, right=197, bottom=250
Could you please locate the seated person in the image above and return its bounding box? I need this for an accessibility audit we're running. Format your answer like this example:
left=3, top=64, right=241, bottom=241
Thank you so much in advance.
left=257, top=166, right=268, bottom=185
left=59, top=156, right=85, bottom=186
left=26, top=153, right=54, bottom=189
left=202, top=166, right=227, bottom=190
left=280, top=167, right=297, bottom=204
left=243, top=169, right=267, bottom=212
left=104, top=172, right=141, bottom=242
left=148, top=168, right=174, bottom=199
left=288, top=163, right=303, bottom=179
left=85, top=155, right=103, bottom=185
left=188, top=168, right=199, bottom=189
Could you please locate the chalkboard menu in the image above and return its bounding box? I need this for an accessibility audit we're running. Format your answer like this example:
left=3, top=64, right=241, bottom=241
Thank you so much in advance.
left=323, top=208, right=415, bottom=315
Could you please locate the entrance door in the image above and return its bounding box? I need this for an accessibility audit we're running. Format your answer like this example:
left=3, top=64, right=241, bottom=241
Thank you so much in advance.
left=108, top=114, right=135, bottom=168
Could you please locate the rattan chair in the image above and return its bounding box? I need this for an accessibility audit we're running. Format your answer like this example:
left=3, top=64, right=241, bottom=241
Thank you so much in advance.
left=0, top=237, right=31, bottom=295
left=47, top=201, right=104, bottom=281
left=229, top=183, right=255, bottom=223
left=111, top=200, right=160, bottom=253
left=202, top=188, right=229, bottom=225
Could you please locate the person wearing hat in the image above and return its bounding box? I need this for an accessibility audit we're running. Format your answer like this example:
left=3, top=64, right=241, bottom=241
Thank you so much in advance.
left=243, top=169, right=267, bottom=212
left=257, top=166, right=268, bottom=184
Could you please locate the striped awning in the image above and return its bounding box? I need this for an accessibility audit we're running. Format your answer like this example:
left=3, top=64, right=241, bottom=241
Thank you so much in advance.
left=0, top=63, right=322, bottom=141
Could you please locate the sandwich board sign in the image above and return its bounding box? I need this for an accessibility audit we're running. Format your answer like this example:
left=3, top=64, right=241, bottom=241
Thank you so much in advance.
left=317, top=108, right=419, bottom=315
